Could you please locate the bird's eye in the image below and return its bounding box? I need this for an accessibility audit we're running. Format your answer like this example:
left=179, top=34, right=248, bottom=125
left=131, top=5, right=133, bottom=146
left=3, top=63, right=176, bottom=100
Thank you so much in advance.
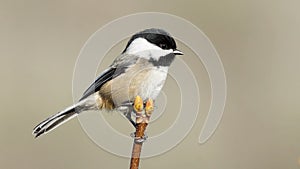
left=159, top=43, right=167, bottom=49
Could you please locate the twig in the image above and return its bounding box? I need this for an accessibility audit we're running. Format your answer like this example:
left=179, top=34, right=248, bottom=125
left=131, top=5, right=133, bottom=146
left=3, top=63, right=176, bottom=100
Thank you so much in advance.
left=129, top=96, right=153, bottom=169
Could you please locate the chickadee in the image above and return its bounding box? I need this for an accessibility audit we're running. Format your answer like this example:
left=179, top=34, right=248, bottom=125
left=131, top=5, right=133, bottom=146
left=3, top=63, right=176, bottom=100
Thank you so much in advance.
left=33, top=28, right=183, bottom=138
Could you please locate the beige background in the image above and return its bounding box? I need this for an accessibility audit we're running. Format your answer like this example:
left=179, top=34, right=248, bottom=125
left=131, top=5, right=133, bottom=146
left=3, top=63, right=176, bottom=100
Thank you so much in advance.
left=1, top=0, right=300, bottom=169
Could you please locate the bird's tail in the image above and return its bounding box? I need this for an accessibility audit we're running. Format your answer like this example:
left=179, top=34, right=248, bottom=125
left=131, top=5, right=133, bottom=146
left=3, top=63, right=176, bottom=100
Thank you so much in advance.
left=33, top=103, right=80, bottom=138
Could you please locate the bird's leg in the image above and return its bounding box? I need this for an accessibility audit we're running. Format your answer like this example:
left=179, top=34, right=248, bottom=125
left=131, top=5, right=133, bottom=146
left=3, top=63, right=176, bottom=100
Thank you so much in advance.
left=119, top=101, right=137, bottom=127
left=127, top=113, right=137, bottom=128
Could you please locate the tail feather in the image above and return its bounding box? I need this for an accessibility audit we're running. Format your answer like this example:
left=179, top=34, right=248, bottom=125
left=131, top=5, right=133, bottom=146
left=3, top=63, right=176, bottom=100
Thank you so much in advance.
left=33, top=94, right=100, bottom=138
left=33, top=105, right=78, bottom=138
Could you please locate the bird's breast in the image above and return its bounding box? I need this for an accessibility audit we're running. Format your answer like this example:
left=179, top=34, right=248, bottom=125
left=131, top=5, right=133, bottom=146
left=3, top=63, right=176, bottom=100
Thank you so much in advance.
left=99, top=65, right=168, bottom=107
left=138, top=66, right=168, bottom=100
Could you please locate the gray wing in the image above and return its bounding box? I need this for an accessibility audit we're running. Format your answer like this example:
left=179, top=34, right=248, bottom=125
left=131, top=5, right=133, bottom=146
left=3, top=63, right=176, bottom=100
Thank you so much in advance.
left=79, top=53, right=139, bottom=101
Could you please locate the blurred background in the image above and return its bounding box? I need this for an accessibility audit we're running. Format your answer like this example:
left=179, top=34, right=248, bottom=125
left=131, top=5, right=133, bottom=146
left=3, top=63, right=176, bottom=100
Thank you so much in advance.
left=1, top=0, right=299, bottom=169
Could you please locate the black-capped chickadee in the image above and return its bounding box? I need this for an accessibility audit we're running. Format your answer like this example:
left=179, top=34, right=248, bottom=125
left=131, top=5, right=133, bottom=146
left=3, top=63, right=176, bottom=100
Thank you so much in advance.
left=33, top=28, right=183, bottom=138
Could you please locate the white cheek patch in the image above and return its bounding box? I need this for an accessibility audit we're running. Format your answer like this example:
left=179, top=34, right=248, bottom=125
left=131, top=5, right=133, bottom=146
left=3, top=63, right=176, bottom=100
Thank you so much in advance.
left=125, top=38, right=173, bottom=60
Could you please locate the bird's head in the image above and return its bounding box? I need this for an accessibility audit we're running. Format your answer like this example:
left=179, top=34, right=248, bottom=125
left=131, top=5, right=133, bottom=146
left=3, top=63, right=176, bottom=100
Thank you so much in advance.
left=123, top=28, right=183, bottom=66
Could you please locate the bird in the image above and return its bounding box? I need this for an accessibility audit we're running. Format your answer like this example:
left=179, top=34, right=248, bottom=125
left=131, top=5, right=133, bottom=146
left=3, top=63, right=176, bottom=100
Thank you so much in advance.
left=33, top=28, right=183, bottom=138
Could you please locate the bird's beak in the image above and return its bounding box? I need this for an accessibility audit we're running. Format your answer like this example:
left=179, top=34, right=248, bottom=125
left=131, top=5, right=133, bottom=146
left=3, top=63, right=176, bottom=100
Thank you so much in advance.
left=173, top=49, right=184, bottom=55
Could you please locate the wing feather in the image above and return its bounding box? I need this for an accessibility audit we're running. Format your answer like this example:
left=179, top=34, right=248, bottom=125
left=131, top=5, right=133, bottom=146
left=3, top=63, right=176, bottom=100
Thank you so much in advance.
left=79, top=54, right=139, bottom=101
left=79, top=68, right=116, bottom=101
